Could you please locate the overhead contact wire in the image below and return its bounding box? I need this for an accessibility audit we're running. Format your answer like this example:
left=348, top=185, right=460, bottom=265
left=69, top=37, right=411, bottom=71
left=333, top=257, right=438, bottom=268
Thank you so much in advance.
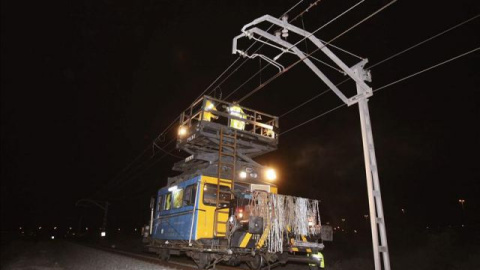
left=280, top=13, right=480, bottom=118
left=280, top=47, right=479, bottom=136
left=238, top=0, right=397, bottom=103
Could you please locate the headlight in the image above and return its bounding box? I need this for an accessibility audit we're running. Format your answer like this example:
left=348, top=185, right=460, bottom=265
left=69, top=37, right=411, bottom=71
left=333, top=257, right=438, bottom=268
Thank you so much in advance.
left=239, top=171, right=247, bottom=179
left=265, top=168, right=277, bottom=181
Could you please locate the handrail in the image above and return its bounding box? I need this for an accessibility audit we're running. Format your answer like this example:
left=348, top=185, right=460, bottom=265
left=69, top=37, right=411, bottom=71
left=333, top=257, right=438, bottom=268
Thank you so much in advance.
left=178, top=95, right=279, bottom=140
left=202, top=95, right=278, bottom=119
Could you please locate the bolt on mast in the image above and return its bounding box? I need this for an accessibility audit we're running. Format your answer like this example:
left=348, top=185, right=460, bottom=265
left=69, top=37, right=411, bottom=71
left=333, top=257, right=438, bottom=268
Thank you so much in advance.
left=233, top=14, right=391, bottom=270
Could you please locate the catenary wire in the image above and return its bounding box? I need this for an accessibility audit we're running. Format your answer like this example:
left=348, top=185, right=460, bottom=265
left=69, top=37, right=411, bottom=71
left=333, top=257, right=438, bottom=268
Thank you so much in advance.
left=280, top=47, right=479, bottom=136
left=224, top=40, right=346, bottom=101
left=101, top=147, right=150, bottom=190
left=153, top=0, right=307, bottom=143
left=106, top=148, right=178, bottom=201
left=151, top=1, right=308, bottom=150
left=224, top=0, right=370, bottom=101
left=96, top=1, right=309, bottom=198
left=280, top=78, right=351, bottom=117
left=104, top=7, right=477, bottom=201
left=107, top=139, right=178, bottom=192
left=369, top=14, right=480, bottom=69
left=153, top=141, right=183, bottom=159
left=208, top=0, right=321, bottom=98
left=200, top=0, right=306, bottom=99
left=373, top=47, right=479, bottom=93
left=279, top=13, right=480, bottom=118
left=238, top=0, right=397, bottom=103
left=289, top=0, right=322, bottom=23
left=274, top=0, right=366, bottom=61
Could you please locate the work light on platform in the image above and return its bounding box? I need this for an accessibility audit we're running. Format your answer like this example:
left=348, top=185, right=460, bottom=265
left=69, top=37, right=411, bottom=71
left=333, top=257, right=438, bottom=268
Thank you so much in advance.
left=265, top=168, right=277, bottom=181
left=178, top=126, right=187, bottom=136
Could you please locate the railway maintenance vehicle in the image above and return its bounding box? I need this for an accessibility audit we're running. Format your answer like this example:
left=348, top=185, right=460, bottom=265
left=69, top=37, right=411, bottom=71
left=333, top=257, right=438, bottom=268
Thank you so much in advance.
left=143, top=96, right=331, bottom=269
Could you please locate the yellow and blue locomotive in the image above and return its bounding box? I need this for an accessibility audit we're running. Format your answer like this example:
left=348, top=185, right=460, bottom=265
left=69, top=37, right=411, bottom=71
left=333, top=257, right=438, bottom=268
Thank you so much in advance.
left=144, top=96, right=327, bottom=269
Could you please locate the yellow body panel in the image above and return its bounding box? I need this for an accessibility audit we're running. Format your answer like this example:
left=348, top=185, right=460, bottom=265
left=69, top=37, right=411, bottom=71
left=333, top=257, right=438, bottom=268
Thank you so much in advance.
left=196, top=175, right=231, bottom=239
left=195, top=175, right=278, bottom=240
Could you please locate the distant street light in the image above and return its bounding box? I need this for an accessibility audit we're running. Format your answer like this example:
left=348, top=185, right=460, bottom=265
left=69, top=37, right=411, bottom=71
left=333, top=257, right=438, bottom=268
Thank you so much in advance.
left=458, top=199, right=466, bottom=226
left=458, top=199, right=465, bottom=210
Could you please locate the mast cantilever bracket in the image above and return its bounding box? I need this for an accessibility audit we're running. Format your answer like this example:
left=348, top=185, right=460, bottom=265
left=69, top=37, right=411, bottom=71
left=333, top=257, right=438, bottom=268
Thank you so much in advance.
left=233, top=14, right=374, bottom=107
left=348, top=59, right=373, bottom=105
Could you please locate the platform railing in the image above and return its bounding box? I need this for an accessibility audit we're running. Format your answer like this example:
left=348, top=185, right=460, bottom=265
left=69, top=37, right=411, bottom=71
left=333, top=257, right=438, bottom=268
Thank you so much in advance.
left=179, top=96, right=279, bottom=140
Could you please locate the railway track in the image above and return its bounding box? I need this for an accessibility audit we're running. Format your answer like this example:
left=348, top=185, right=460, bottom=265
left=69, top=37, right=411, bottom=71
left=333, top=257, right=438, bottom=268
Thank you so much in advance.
left=85, top=242, right=245, bottom=270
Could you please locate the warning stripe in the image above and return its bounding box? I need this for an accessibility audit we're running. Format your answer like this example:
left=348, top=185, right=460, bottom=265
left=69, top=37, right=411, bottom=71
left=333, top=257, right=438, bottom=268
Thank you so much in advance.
left=240, top=233, right=252, bottom=248
left=301, top=235, right=312, bottom=253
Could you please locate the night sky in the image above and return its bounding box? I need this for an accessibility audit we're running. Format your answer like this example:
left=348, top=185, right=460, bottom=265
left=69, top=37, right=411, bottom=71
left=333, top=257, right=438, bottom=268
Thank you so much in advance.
left=1, top=0, right=479, bottom=233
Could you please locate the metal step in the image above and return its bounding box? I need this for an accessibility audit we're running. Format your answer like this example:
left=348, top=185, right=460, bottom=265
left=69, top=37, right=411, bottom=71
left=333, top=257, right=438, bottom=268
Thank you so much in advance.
left=219, top=152, right=235, bottom=157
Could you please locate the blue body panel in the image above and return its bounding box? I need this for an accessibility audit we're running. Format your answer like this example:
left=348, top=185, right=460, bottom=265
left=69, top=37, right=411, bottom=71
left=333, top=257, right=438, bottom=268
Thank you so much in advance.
left=152, top=176, right=200, bottom=241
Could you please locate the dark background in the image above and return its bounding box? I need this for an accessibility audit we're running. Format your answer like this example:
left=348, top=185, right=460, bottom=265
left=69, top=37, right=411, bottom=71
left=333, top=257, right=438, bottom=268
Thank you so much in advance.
left=1, top=0, right=479, bottom=239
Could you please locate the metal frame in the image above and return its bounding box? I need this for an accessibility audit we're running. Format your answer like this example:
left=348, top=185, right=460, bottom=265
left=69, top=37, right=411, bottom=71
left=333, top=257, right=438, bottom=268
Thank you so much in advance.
left=233, top=15, right=391, bottom=270
left=174, top=95, right=280, bottom=186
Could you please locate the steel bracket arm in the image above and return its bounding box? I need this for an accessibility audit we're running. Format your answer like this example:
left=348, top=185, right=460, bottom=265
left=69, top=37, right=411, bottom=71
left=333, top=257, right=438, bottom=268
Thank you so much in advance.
left=243, top=27, right=350, bottom=105
left=232, top=32, right=246, bottom=54
left=237, top=15, right=373, bottom=105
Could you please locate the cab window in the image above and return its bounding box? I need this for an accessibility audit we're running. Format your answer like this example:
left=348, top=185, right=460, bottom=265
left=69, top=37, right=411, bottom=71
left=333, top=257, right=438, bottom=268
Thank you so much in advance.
left=157, top=195, right=164, bottom=211
left=183, top=184, right=197, bottom=206
left=164, top=192, right=172, bottom=210
left=172, top=189, right=184, bottom=209
left=203, top=184, right=231, bottom=207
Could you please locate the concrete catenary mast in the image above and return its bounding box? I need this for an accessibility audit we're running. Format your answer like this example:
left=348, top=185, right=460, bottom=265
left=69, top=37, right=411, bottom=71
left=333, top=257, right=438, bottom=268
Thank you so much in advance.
left=232, top=14, right=391, bottom=270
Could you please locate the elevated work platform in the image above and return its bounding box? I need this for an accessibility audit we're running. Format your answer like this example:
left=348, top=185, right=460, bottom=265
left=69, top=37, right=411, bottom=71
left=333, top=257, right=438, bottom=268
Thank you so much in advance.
left=173, top=96, right=279, bottom=183
left=176, top=96, right=279, bottom=158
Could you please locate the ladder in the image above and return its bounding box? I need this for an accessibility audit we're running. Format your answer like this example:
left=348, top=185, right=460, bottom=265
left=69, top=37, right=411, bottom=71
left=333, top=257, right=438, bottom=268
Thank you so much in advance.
left=213, top=128, right=237, bottom=237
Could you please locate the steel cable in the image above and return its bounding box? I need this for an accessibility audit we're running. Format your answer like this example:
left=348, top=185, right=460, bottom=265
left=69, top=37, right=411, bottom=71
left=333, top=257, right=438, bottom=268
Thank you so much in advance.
left=279, top=13, right=480, bottom=118
left=280, top=47, right=479, bottom=136
left=238, top=0, right=398, bottom=103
